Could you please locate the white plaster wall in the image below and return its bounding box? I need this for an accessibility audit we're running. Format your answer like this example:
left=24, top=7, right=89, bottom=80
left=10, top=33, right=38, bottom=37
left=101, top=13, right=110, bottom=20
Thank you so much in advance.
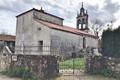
left=32, top=20, right=51, bottom=55
left=15, top=11, right=34, bottom=47
left=50, top=29, right=83, bottom=56
left=15, top=11, right=51, bottom=55
left=50, top=29, right=98, bottom=56
left=51, top=29, right=83, bottom=47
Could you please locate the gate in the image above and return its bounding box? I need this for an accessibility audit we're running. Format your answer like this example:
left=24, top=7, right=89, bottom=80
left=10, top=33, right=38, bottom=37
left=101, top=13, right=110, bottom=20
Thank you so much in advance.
left=59, top=56, right=85, bottom=76
left=58, top=47, right=86, bottom=76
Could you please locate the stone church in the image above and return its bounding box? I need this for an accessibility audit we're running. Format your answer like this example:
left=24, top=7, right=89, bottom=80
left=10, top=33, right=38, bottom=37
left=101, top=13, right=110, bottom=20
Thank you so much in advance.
left=15, top=4, right=98, bottom=57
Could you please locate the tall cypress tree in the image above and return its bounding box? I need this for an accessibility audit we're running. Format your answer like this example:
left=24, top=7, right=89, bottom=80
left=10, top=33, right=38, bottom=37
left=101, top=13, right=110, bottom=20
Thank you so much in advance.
left=101, top=27, right=120, bottom=58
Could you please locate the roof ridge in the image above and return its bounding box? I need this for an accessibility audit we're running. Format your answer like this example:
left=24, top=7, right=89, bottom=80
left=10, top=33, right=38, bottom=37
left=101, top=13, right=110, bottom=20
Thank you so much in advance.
left=16, top=8, right=64, bottom=20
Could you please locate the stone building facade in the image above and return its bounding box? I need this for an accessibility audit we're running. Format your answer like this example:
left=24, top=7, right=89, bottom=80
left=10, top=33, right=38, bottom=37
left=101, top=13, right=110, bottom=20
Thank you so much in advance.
left=15, top=5, right=98, bottom=57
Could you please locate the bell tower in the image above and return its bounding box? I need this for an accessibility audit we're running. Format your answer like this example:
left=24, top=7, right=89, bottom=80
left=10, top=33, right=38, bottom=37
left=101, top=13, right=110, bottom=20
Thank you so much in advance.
left=76, top=2, right=89, bottom=31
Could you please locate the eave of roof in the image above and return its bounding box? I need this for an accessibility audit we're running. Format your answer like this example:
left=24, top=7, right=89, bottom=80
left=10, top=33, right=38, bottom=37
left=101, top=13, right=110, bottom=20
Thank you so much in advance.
left=0, top=34, right=16, bottom=41
left=16, top=8, right=64, bottom=20
left=35, top=19, right=98, bottom=39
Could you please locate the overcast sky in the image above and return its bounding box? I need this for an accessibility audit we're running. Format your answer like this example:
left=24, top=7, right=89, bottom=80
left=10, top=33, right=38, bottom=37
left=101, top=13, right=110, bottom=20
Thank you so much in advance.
left=0, top=0, right=120, bottom=35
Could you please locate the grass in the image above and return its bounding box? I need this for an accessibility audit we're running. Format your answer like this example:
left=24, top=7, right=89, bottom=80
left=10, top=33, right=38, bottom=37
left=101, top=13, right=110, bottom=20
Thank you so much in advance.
left=0, top=67, right=34, bottom=80
left=59, top=58, right=85, bottom=70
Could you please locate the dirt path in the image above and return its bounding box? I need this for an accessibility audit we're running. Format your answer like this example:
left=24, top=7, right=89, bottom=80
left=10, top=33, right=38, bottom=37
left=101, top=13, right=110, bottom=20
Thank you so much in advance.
left=57, top=70, right=118, bottom=80
left=56, top=74, right=118, bottom=80
left=0, top=75, right=21, bottom=80
left=0, top=71, right=118, bottom=80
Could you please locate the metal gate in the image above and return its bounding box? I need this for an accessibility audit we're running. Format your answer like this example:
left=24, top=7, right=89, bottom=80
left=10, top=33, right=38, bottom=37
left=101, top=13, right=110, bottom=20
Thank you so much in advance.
left=58, top=48, right=86, bottom=76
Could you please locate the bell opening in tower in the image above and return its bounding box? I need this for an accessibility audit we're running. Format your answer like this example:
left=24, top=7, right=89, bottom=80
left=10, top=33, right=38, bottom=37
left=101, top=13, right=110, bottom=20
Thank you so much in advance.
left=76, top=2, right=89, bottom=31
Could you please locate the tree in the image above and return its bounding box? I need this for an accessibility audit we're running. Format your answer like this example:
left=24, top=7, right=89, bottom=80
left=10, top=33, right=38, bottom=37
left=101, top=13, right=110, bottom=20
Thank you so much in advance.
left=101, top=26, right=120, bottom=58
left=91, top=19, right=103, bottom=38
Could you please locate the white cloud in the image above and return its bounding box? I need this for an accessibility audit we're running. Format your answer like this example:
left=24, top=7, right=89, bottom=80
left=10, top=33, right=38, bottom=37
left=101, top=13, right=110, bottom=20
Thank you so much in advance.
left=0, top=11, right=16, bottom=34
left=0, top=0, right=120, bottom=35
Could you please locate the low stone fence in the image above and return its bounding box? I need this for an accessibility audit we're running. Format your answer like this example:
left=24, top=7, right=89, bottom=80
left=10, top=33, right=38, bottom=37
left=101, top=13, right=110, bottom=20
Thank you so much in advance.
left=86, top=56, right=120, bottom=75
left=0, top=54, right=11, bottom=72
left=102, top=57, right=120, bottom=74
left=85, top=56, right=102, bottom=73
left=10, top=54, right=59, bottom=78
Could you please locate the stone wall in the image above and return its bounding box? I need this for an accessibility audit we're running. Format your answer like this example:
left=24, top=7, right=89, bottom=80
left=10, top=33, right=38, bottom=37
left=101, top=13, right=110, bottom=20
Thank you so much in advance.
left=85, top=56, right=103, bottom=73
left=86, top=56, right=120, bottom=75
left=102, top=57, right=120, bottom=74
left=0, top=54, right=11, bottom=72
left=10, top=55, right=59, bottom=78
left=34, top=10, right=63, bottom=26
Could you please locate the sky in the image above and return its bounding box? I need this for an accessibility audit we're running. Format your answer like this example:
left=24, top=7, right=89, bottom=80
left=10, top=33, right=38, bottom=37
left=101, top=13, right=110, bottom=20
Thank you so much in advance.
left=0, top=0, right=120, bottom=35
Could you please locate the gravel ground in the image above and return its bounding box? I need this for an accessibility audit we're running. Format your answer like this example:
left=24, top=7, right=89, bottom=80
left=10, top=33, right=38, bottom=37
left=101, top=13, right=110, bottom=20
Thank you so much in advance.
left=57, top=70, right=118, bottom=80
left=55, top=74, right=118, bottom=80
left=0, top=71, right=118, bottom=80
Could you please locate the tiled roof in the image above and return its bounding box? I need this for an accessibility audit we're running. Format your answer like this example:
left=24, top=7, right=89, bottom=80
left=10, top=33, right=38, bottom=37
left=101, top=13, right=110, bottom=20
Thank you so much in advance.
left=35, top=19, right=98, bottom=39
left=0, top=34, right=15, bottom=41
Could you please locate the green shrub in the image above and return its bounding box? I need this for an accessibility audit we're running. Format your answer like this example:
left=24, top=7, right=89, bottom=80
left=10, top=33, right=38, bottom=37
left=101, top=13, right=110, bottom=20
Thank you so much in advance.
left=1, top=67, right=58, bottom=80
left=100, top=69, right=120, bottom=79
left=100, top=69, right=113, bottom=77
left=2, top=67, right=33, bottom=80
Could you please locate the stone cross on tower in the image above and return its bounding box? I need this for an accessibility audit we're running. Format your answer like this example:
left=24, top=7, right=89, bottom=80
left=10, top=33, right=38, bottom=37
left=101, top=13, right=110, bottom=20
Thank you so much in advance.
left=76, top=2, right=89, bottom=31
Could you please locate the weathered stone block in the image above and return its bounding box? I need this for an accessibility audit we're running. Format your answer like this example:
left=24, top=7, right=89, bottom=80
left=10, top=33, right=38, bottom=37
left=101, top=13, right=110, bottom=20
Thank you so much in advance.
left=10, top=55, right=59, bottom=78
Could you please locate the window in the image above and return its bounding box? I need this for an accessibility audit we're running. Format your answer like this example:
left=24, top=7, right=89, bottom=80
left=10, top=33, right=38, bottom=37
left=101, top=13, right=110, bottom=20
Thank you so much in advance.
left=38, top=27, right=41, bottom=30
left=83, top=37, right=86, bottom=49
left=38, top=41, right=43, bottom=51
